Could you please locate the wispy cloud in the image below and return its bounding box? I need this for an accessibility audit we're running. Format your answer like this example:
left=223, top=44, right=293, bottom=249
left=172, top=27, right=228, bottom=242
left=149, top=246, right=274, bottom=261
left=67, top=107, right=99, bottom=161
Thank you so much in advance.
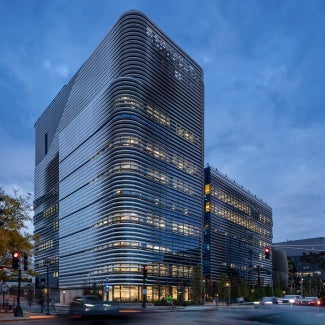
left=42, top=59, right=70, bottom=78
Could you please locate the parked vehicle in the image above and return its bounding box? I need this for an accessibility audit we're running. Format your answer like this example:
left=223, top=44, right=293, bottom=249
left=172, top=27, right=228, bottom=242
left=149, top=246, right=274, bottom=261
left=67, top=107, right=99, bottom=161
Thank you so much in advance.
left=282, top=295, right=302, bottom=304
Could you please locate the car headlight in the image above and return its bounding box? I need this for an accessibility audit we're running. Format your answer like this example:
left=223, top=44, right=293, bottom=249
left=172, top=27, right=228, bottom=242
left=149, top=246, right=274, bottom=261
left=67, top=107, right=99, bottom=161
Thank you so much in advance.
left=84, top=303, right=95, bottom=307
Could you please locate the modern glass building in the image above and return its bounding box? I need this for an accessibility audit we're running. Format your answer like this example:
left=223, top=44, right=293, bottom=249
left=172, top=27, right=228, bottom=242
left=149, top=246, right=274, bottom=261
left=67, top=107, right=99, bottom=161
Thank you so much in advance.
left=204, top=166, right=273, bottom=297
left=34, top=11, right=204, bottom=302
left=273, top=237, right=325, bottom=295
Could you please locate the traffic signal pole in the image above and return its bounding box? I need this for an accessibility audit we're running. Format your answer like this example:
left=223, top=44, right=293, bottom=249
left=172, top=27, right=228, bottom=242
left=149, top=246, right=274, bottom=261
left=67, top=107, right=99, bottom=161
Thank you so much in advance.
left=142, top=265, right=148, bottom=308
left=14, top=269, right=23, bottom=317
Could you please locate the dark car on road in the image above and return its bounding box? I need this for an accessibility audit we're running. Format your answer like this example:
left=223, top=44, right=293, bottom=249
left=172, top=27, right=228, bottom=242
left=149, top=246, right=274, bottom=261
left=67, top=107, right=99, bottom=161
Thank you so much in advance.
left=260, top=296, right=283, bottom=305
left=69, top=295, right=115, bottom=317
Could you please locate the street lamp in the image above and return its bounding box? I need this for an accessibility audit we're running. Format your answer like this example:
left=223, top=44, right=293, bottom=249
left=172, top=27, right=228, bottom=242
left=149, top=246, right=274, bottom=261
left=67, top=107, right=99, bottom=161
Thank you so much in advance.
left=225, top=282, right=231, bottom=305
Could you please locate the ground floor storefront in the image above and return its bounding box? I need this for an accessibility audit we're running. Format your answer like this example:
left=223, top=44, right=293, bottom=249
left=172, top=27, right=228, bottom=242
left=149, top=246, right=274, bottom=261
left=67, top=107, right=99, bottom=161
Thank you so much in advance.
left=60, top=284, right=190, bottom=304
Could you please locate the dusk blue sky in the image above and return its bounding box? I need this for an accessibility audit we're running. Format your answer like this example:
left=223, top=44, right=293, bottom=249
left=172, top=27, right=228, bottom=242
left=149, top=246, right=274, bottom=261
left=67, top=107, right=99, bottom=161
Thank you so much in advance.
left=1, top=0, right=324, bottom=243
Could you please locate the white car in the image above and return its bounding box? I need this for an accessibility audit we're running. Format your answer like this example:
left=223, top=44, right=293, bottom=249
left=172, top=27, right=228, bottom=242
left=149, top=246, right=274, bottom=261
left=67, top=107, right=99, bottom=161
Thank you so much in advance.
left=282, top=295, right=302, bottom=304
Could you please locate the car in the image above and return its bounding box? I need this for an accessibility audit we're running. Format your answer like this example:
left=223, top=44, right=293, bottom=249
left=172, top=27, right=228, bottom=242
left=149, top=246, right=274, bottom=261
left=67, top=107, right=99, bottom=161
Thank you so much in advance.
left=69, top=295, right=115, bottom=317
left=282, top=295, right=302, bottom=304
left=300, top=297, right=322, bottom=306
left=260, top=296, right=283, bottom=305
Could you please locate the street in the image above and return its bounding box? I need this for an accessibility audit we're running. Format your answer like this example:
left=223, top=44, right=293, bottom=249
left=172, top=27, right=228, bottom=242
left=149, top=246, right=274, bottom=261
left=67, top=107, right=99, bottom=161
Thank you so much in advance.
left=0, top=304, right=324, bottom=324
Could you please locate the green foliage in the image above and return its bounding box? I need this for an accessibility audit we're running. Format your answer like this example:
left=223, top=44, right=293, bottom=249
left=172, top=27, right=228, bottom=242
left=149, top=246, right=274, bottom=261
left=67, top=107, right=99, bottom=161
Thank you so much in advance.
left=216, top=274, right=230, bottom=301
left=264, top=284, right=273, bottom=296
left=0, top=188, right=35, bottom=272
left=191, top=264, right=203, bottom=304
left=238, top=278, right=250, bottom=300
left=300, top=251, right=325, bottom=270
left=273, top=276, right=283, bottom=297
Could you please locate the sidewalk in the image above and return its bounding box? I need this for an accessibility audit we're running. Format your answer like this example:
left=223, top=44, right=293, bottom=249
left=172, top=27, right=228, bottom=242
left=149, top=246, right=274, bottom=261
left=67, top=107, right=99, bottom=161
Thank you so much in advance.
left=0, top=303, right=59, bottom=322
left=0, top=311, right=57, bottom=322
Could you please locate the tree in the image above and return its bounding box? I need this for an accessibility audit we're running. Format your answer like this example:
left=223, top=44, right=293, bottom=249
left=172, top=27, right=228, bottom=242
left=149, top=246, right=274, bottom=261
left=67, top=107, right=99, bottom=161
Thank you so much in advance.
left=300, top=252, right=325, bottom=270
left=191, top=264, right=203, bottom=304
left=273, top=276, right=283, bottom=297
left=216, top=274, right=229, bottom=302
left=238, top=278, right=250, bottom=301
left=0, top=188, right=35, bottom=272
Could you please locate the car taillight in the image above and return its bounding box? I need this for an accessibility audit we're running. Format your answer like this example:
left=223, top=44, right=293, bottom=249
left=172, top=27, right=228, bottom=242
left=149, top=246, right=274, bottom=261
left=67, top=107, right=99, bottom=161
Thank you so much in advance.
left=317, top=300, right=321, bottom=306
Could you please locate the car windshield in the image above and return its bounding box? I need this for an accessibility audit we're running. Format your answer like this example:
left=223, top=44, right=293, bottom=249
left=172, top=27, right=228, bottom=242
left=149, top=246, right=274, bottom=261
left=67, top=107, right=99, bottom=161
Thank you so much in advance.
left=83, top=296, right=101, bottom=302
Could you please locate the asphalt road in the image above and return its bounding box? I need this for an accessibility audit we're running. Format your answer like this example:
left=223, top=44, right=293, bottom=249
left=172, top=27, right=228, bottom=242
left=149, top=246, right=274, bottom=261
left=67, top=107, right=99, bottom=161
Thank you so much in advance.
left=1, top=304, right=324, bottom=324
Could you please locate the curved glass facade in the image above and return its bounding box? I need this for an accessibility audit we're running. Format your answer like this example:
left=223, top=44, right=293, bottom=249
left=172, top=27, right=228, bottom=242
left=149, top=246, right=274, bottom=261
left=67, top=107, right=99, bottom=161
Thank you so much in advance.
left=204, top=167, right=273, bottom=297
left=34, top=11, right=204, bottom=302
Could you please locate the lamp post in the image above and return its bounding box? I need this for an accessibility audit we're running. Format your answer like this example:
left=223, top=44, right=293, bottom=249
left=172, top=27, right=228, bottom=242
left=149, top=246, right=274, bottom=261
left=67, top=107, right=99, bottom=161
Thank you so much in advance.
left=46, top=260, right=50, bottom=315
left=225, top=282, right=231, bottom=305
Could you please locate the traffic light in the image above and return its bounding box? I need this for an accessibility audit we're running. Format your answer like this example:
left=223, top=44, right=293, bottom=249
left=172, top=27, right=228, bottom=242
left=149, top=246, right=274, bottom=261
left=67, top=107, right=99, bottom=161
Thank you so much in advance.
left=23, top=253, right=28, bottom=271
left=143, top=265, right=148, bottom=282
left=264, top=247, right=271, bottom=259
left=12, top=251, right=20, bottom=269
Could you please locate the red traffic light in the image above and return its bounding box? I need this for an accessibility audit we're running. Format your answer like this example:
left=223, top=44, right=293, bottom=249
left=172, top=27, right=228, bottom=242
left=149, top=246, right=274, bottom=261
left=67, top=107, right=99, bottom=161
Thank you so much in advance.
left=12, top=251, right=20, bottom=269
left=264, top=247, right=271, bottom=259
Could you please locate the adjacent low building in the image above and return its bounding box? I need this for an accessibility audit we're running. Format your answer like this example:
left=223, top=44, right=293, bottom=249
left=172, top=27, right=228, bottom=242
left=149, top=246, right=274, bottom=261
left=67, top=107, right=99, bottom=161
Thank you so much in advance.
left=203, top=166, right=273, bottom=297
left=273, top=237, right=325, bottom=296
